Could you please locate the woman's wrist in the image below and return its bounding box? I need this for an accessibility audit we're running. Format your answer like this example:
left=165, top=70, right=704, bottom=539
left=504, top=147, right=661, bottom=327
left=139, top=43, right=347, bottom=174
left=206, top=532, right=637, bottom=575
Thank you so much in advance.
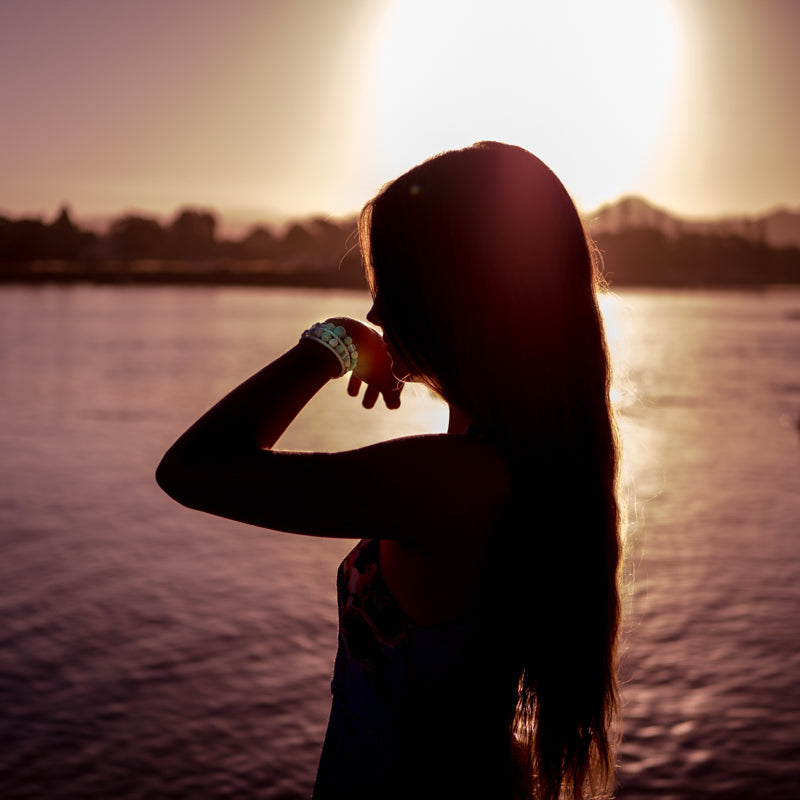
left=295, top=337, right=344, bottom=380
left=299, top=318, right=361, bottom=377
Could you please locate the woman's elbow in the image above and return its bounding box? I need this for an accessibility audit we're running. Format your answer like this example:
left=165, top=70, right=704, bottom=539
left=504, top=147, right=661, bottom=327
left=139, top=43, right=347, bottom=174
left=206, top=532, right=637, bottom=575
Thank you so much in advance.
left=155, top=451, right=198, bottom=509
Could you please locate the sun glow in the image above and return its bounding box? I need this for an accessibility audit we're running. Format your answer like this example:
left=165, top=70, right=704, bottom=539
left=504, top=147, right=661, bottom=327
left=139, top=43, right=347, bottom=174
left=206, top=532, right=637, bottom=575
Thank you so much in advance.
left=372, top=0, right=680, bottom=210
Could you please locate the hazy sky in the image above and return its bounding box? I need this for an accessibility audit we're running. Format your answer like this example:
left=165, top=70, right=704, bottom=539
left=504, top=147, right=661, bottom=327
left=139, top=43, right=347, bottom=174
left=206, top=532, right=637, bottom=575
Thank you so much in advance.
left=2, top=0, right=799, bottom=230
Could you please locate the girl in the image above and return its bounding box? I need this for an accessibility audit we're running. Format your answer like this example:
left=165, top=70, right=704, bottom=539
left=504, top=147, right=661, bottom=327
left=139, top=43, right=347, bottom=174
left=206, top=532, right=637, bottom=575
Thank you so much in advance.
left=157, top=141, right=622, bottom=799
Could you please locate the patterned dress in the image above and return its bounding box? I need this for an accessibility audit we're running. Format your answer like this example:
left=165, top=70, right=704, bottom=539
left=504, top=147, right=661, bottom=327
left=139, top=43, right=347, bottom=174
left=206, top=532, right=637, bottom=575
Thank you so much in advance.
left=312, top=538, right=514, bottom=799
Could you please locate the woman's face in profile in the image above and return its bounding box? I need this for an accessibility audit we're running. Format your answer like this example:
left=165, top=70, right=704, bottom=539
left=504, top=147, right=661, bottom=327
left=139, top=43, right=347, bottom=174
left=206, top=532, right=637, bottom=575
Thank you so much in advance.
left=366, top=297, right=413, bottom=383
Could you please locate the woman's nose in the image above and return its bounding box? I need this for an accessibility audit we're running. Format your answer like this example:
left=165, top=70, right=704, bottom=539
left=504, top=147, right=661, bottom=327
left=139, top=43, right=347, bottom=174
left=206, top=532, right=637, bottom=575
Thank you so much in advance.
left=366, top=303, right=382, bottom=327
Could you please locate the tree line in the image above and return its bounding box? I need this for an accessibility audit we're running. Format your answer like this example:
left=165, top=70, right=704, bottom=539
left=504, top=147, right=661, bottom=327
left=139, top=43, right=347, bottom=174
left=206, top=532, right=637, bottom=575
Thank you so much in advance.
left=595, top=228, right=800, bottom=287
left=0, top=206, right=365, bottom=287
left=1, top=205, right=799, bottom=288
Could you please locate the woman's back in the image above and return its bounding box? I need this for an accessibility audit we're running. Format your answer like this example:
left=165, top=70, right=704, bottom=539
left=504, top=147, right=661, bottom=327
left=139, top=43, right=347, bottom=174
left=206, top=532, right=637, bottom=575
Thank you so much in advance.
left=375, top=428, right=510, bottom=626
left=313, top=538, right=518, bottom=799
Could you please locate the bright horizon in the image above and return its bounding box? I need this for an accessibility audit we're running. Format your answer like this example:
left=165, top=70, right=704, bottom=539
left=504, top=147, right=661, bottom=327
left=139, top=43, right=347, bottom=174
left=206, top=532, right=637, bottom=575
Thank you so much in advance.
left=2, top=0, right=799, bottom=233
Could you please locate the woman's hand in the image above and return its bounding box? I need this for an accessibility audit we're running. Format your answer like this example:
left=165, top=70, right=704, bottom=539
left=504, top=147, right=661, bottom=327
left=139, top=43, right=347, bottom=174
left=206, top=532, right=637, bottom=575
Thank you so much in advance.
left=327, top=317, right=403, bottom=410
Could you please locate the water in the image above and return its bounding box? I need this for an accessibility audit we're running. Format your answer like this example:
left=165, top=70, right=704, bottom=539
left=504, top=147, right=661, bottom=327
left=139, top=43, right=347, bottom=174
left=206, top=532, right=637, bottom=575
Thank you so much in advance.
left=1, top=285, right=798, bottom=799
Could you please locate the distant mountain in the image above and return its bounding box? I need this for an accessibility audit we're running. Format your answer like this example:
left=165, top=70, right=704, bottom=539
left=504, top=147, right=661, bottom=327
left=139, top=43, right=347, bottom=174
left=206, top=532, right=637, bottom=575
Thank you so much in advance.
left=761, top=208, right=800, bottom=249
left=585, top=196, right=800, bottom=250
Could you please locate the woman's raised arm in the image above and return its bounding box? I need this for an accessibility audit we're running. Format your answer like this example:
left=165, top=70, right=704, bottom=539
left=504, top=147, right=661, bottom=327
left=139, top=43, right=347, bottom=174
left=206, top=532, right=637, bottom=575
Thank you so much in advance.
left=155, top=318, right=507, bottom=543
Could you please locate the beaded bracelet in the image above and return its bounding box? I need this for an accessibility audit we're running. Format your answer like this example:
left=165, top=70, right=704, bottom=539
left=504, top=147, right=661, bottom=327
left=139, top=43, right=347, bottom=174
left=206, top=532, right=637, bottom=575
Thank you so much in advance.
left=300, top=320, right=359, bottom=377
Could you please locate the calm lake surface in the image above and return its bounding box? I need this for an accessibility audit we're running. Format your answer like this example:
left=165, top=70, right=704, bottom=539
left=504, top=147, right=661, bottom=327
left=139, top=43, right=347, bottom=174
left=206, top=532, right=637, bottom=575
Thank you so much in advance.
left=1, top=285, right=799, bottom=799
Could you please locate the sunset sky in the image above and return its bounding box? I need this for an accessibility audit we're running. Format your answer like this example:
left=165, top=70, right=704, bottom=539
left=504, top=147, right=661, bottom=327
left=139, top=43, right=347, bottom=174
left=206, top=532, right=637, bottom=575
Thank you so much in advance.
left=2, top=0, right=799, bottom=232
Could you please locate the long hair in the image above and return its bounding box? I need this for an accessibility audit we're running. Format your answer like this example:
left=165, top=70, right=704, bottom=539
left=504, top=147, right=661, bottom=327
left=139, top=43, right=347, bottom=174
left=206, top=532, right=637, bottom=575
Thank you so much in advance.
left=359, top=142, right=621, bottom=799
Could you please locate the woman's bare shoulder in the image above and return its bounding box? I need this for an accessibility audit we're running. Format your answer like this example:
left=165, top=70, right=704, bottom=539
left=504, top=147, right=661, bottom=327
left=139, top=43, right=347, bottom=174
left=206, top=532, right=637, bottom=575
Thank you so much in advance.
left=347, top=433, right=510, bottom=493
left=342, top=433, right=512, bottom=541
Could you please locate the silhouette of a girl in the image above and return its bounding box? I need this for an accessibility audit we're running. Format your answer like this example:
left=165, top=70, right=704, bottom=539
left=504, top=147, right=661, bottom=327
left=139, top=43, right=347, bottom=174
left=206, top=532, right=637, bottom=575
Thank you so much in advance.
left=157, top=141, right=622, bottom=800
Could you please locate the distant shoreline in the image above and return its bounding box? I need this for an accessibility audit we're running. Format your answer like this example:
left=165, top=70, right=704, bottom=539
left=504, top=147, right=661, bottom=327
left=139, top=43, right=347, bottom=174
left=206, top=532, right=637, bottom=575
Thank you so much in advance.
left=0, top=260, right=368, bottom=290
left=1, top=260, right=797, bottom=291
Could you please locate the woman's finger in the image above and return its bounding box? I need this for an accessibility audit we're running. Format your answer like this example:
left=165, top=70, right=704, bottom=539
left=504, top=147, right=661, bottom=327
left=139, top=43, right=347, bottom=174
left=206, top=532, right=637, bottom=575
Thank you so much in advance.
left=347, top=373, right=362, bottom=397
left=362, top=384, right=380, bottom=409
left=383, top=381, right=403, bottom=409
